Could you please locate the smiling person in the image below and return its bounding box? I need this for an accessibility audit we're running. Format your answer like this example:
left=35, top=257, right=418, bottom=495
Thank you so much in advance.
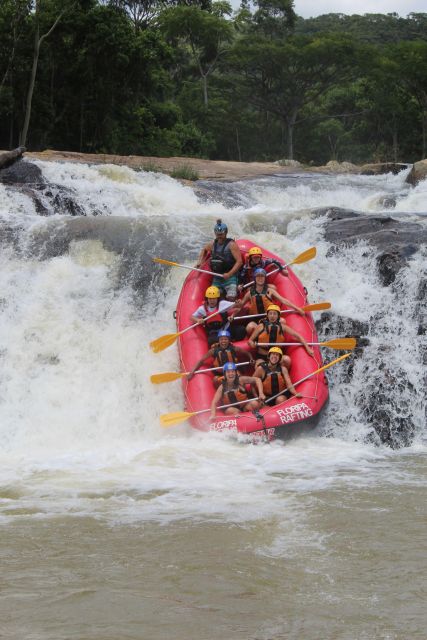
left=210, top=362, right=265, bottom=420
left=191, top=286, right=245, bottom=346
left=239, top=268, right=305, bottom=335
left=239, top=246, right=288, bottom=286
left=254, top=347, right=301, bottom=405
left=195, top=219, right=243, bottom=301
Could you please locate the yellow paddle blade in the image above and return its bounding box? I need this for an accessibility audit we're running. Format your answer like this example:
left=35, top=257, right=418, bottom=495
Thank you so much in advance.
left=151, top=371, right=185, bottom=384
left=303, top=302, right=331, bottom=312
left=149, top=333, right=178, bottom=353
left=322, top=338, right=356, bottom=350
left=160, top=410, right=196, bottom=427
left=152, top=257, right=180, bottom=267
left=289, top=246, right=316, bottom=266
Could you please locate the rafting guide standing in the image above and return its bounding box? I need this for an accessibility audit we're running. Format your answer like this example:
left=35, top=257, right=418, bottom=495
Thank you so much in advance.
left=195, top=219, right=243, bottom=301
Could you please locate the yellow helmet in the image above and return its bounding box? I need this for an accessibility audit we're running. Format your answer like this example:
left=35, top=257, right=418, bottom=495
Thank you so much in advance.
left=269, top=347, right=283, bottom=356
left=266, top=304, right=281, bottom=313
left=248, top=246, right=262, bottom=257
left=205, top=285, right=221, bottom=299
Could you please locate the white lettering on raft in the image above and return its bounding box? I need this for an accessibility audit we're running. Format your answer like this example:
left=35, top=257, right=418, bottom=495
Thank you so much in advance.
left=210, top=419, right=238, bottom=431
left=276, top=402, right=313, bottom=424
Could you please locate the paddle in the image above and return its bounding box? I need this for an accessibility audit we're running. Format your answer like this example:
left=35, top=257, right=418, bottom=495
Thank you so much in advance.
left=153, top=257, right=224, bottom=279
left=262, top=338, right=357, bottom=350
left=150, top=305, right=234, bottom=353
left=243, top=246, right=317, bottom=289
left=160, top=352, right=352, bottom=427
left=151, top=361, right=252, bottom=385
left=235, top=301, right=331, bottom=321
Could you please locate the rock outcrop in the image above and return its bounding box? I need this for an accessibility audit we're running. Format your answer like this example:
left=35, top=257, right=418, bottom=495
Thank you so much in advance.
left=406, top=159, right=427, bottom=186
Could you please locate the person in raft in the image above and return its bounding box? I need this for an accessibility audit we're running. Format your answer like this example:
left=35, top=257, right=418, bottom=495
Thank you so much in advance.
left=191, top=285, right=246, bottom=346
left=195, top=219, right=243, bottom=301
left=210, top=362, right=266, bottom=420
left=248, top=304, right=314, bottom=366
left=239, top=246, right=288, bottom=287
left=187, top=329, right=254, bottom=386
left=239, top=268, right=305, bottom=336
left=254, top=347, right=302, bottom=405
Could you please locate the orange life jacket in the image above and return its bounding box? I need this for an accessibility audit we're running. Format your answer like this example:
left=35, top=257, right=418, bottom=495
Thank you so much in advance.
left=259, top=362, right=286, bottom=397
left=221, top=377, right=251, bottom=406
left=248, top=285, right=273, bottom=315
left=257, top=320, right=286, bottom=346
left=212, top=344, right=237, bottom=368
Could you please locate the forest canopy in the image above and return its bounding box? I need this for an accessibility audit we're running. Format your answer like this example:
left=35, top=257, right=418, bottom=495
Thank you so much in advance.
left=1, top=0, right=426, bottom=164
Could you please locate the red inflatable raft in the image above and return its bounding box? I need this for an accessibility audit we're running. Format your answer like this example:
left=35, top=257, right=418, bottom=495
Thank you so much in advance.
left=175, top=240, right=329, bottom=442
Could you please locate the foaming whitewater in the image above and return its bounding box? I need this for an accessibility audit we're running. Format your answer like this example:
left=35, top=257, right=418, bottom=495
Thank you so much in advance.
left=0, top=159, right=425, bottom=529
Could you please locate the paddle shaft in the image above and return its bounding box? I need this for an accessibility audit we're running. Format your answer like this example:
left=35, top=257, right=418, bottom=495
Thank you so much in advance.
left=190, top=361, right=251, bottom=376
left=265, top=352, right=351, bottom=404
left=235, top=302, right=330, bottom=321
left=155, top=259, right=224, bottom=278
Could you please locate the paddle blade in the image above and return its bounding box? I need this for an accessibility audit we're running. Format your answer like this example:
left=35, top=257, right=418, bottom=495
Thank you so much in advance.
left=149, top=333, right=178, bottom=353
left=303, top=302, right=331, bottom=312
left=151, top=371, right=185, bottom=384
left=289, top=246, right=316, bottom=266
left=152, top=257, right=178, bottom=267
left=323, top=338, right=356, bottom=350
left=160, top=411, right=194, bottom=427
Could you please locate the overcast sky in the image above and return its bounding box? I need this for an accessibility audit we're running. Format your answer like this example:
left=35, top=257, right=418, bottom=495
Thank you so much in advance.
left=295, top=1, right=426, bottom=18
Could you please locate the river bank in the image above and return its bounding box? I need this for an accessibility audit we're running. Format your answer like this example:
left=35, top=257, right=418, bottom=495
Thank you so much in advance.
left=22, top=149, right=412, bottom=182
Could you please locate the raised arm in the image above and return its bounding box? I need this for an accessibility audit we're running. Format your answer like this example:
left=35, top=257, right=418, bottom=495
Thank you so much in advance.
left=195, top=241, right=213, bottom=268
left=269, top=288, right=305, bottom=315
left=284, top=325, right=314, bottom=357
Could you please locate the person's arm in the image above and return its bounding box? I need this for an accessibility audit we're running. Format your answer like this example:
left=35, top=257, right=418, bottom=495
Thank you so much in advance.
left=253, top=365, right=264, bottom=379
left=222, top=241, right=243, bottom=280
left=240, top=375, right=266, bottom=402
left=187, top=349, right=213, bottom=380
left=248, top=323, right=263, bottom=349
left=210, top=385, right=223, bottom=419
left=195, top=241, right=212, bottom=268
left=235, top=345, right=255, bottom=364
left=267, top=258, right=288, bottom=277
left=191, top=305, right=207, bottom=325
left=269, top=288, right=305, bottom=315
left=284, top=325, right=314, bottom=357
left=237, top=290, right=251, bottom=310
left=281, top=365, right=302, bottom=397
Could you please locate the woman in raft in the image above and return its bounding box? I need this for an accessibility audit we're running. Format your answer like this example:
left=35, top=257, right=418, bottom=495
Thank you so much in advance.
left=190, top=285, right=245, bottom=346
left=238, top=268, right=305, bottom=336
left=254, top=347, right=301, bottom=405
left=248, top=304, right=314, bottom=366
left=187, top=329, right=254, bottom=387
left=210, top=362, right=265, bottom=420
left=239, top=246, right=288, bottom=286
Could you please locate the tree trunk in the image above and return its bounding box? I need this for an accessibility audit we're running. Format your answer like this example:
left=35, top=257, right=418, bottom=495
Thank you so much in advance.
left=202, top=74, right=208, bottom=107
left=235, top=126, right=241, bottom=161
left=20, top=24, right=40, bottom=147
left=287, top=120, right=294, bottom=160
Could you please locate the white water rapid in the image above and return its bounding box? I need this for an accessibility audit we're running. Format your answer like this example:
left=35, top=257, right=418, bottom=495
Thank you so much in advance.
left=0, top=160, right=426, bottom=639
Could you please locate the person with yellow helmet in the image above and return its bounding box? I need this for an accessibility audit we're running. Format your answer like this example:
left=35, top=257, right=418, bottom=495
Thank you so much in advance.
left=254, top=347, right=301, bottom=405
left=195, top=219, right=243, bottom=301
left=239, top=246, right=288, bottom=286
left=248, top=303, right=314, bottom=365
left=238, top=267, right=305, bottom=336
left=191, top=285, right=245, bottom=346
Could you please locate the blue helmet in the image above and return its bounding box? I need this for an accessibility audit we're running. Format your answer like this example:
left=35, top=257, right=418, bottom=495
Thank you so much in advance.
left=223, top=362, right=237, bottom=372
left=218, top=330, right=231, bottom=338
left=253, top=268, right=267, bottom=277
left=214, top=219, right=228, bottom=234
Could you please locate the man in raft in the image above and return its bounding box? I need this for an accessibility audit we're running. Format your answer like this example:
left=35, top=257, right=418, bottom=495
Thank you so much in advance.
left=239, top=268, right=305, bottom=336
left=187, top=329, right=254, bottom=386
left=254, top=347, right=301, bottom=405
left=239, top=246, right=288, bottom=287
left=210, top=362, right=265, bottom=420
left=248, top=304, right=314, bottom=366
left=191, top=285, right=246, bottom=346
left=195, top=219, right=243, bottom=301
